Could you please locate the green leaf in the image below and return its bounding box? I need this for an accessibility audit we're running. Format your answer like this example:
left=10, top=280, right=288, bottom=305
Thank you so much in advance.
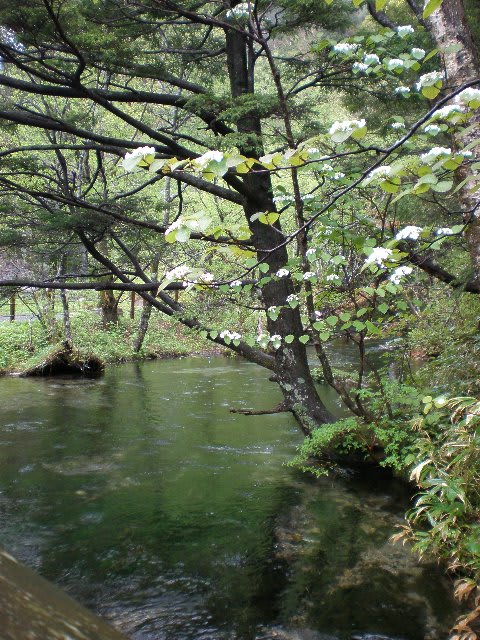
left=423, top=0, right=443, bottom=19
left=356, top=308, right=367, bottom=317
left=352, top=320, right=366, bottom=331
left=285, top=334, right=295, bottom=344
left=258, top=211, right=280, bottom=225
left=422, top=84, right=441, bottom=99
left=376, top=0, right=387, bottom=9
left=299, top=335, right=310, bottom=344
left=423, top=48, right=439, bottom=62
left=339, top=312, right=351, bottom=322
left=313, top=321, right=323, bottom=330
left=326, top=315, right=338, bottom=326
left=378, top=303, right=389, bottom=314
left=200, top=330, right=208, bottom=339
left=258, top=262, right=269, bottom=273
left=365, top=320, right=381, bottom=334
left=209, top=330, right=218, bottom=339
left=320, top=332, right=331, bottom=341
left=430, top=180, right=453, bottom=193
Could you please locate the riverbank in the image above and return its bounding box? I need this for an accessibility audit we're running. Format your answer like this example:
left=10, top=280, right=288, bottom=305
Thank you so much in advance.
left=0, top=312, right=223, bottom=375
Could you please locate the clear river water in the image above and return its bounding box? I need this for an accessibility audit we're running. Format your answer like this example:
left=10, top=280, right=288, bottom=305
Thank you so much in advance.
left=0, top=352, right=458, bottom=640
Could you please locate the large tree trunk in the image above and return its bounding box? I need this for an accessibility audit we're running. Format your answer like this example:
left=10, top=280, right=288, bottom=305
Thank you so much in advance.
left=225, top=29, right=334, bottom=435
left=427, top=0, right=480, bottom=285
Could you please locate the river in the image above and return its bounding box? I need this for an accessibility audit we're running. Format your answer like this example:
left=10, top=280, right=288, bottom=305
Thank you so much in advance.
left=0, top=354, right=457, bottom=639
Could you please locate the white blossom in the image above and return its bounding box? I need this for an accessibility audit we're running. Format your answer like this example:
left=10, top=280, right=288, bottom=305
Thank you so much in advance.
left=424, top=124, right=441, bottom=135
left=320, top=163, right=334, bottom=172
left=411, top=48, right=425, bottom=59
left=420, top=146, right=452, bottom=164
left=194, top=150, right=224, bottom=169
left=326, top=273, right=340, bottom=281
left=430, top=104, right=464, bottom=120
left=306, top=147, right=320, bottom=154
left=390, top=265, right=413, bottom=284
left=230, top=280, right=242, bottom=287
left=395, top=86, right=411, bottom=95
left=165, top=265, right=191, bottom=280
left=364, top=53, right=380, bottom=66
left=455, top=87, right=480, bottom=105
left=306, top=248, right=317, bottom=257
left=303, top=272, right=316, bottom=280
left=333, top=42, right=359, bottom=55
left=276, top=268, right=290, bottom=277
left=122, top=146, right=156, bottom=172
left=302, top=193, right=314, bottom=201
left=225, top=3, right=250, bottom=19
left=396, top=25, right=414, bottom=37
left=387, top=58, right=405, bottom=71
left=333, top=172, right=345, bottom=180
left=273, top=195, right=294, bottom=203
left=286, top=294, right=299, bottom=303
left=416, top=71, right=443, bottom=90
left=391, top=122, right=405, bottom=129
left=270, top=334, right=282, bottom=348
left=329, top=119, right=366, bottom=136
left=364, top=165, right=392, bottom=184
left=353, top=62, right=369, bottom=73
left=164, top=218, right=184, bottom=236
left=436, top=227, right=455, bottom=236
left=396, top=225, right=423, bottom=241
left=365, top=247, right=393, bottom=267
left=220, top=330, right=241, bottom=341
left=268, top=306, right=278, bottom=313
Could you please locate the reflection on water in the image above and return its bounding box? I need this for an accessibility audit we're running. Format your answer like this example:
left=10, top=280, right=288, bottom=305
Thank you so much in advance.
left=0, top=354, right=457, bottom=640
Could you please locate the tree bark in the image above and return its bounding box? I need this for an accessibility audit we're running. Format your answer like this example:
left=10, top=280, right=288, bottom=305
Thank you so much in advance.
left=426, top=0, right=480, bottom=285
left=224, top=28, right=334, bottom=435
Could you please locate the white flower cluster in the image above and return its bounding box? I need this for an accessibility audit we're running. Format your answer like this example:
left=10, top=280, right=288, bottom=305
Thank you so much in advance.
left=396, top=225, right=422, bottom=241
left=387, top=58, right=405, bottom=71
left=416, top=71, right=443, bottom=90
left=364, top=165, right=392, bottom=184
left=326, top=273, right=340, bottom=281
left=391, top=122, right=405, bottom=130
left=273, top=195, right=294, bottom=204
left=365, top=247, right=393, bottom=267
left=302, top=194, right=315, bottom=201
left=286, top=294, right=299, bottom=303
left=396, top=25, right=414, bottom=37
left=420, top=147, right=452, bottom=164
left=276, top=268, right=290, bottom=278
left=455, top=88, right=480, bottom=105
left=329, top=119, right=366, bottom=136
left=225, top=3, right=250, bottom=19
left=364, top=53, right=380, bottom=66
left=430, top=104, right=464, bottom=120
left=333, top=43, right=358, bottom=55
left=333, top=172, right=345, bottom=180
left=122, top=146, right=156, bottom=172
left=220, top=329, right=242, bottom=341
left=306, top=248, right=317, bottom=257
left=411, top=48, right=425, bottom=59
left=436, top=227, right=454, bottom=236
left=165, top=265, right=191, bottom=281
left=390, top=265, right=413, bottom=284
left=353, top=62, right=369, bottom=73
left=424, top=124, right=441, bottom=135
left=303, top=272, right=316, bottom=280
left=395, top=86, right=411, bottom=95
left=165, top=218, right=183, bottom=236
left=194, top=150, right=224, bottom=170
left=230, top=280, right=242, bottom=288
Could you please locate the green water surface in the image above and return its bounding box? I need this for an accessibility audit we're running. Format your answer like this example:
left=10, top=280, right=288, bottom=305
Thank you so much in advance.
left=0, top=355, right=457, bottom=639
